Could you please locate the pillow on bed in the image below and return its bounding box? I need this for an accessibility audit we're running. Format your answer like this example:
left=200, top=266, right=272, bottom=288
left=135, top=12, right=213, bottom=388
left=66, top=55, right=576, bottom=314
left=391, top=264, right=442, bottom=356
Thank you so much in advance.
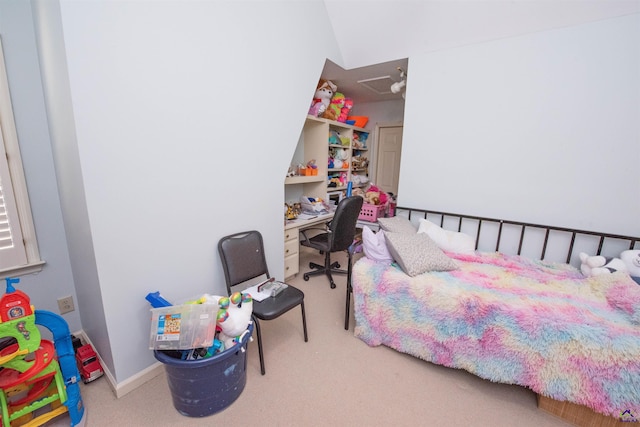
left=385, top=232, right=458, bottom=277
left=417, top=219, right=476, bottom=254
left=377, top=217, right=416, bottom=234
left=362, top=226, right=393, bottom=264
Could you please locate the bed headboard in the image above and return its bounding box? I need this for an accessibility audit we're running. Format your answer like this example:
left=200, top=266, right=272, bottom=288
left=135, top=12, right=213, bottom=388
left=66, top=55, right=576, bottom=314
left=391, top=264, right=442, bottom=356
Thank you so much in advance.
left=396, top=207, right=639, bottom=266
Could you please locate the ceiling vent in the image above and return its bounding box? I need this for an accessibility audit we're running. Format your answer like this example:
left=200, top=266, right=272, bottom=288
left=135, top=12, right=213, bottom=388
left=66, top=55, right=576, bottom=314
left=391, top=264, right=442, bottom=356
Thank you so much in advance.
left=357, top=76, right=395, bottom=95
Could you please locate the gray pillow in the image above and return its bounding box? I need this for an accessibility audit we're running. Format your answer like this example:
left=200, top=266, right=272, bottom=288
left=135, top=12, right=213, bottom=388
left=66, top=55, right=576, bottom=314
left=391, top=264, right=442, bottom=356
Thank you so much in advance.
left=377, top=216, right=416, bottom=234
left=385, top=232, right=458, bottom=277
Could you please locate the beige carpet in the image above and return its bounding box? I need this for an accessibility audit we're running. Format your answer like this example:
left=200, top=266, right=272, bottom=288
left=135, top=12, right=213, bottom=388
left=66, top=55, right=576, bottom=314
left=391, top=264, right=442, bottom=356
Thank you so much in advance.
left=47, top=247, right=572, bottom=427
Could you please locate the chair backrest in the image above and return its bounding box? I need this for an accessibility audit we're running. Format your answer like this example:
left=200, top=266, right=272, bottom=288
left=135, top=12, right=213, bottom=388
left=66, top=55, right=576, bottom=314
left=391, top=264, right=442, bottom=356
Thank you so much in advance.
left=328, top=196, right=364, bottom=252
left=218, top=230, right=270, bottom=294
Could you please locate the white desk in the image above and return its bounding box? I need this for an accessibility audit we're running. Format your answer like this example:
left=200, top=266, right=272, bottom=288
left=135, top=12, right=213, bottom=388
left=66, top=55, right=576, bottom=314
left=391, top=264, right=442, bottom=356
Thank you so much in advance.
left=284, top=211, right=335, bottom=231
left=284, top=213, right=380, bottom=279
left=284, top=212, right=334, bottom=279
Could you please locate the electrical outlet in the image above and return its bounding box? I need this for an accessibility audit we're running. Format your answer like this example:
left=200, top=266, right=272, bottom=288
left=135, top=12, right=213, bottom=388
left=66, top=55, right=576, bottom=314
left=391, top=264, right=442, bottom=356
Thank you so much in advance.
left=57, top=296, right=75, bottom=314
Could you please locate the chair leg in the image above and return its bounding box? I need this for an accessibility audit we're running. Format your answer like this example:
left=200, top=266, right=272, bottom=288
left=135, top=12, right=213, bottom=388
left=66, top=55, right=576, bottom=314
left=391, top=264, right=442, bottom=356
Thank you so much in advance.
left=345, top=250, right=353, bottom=330
left=301, top=302, right=308, bottom=342
left=252, top=315, right=265, bottom=375
left=345, top=285, right=351, bottom=331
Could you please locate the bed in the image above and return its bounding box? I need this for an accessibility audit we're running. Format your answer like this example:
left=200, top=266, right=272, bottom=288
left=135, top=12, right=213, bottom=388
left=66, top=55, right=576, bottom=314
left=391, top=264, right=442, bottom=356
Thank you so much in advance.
left=350, top=207, right=640, bottom=423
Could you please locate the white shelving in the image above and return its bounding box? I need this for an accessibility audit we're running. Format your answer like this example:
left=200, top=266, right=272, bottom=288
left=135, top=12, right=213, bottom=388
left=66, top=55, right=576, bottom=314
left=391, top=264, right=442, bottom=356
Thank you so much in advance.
left=285, top=115, right=369, bottom=203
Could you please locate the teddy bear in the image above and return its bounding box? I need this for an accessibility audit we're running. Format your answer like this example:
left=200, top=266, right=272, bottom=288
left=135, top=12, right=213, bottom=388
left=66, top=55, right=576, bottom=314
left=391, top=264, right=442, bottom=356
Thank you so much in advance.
left=308, top=79, right=337, bottom=117
left=322, top=92, right=345, bottom=121
left=580, top=250, right=640, bottom=284
left=364, top=190, right=380, bottom=205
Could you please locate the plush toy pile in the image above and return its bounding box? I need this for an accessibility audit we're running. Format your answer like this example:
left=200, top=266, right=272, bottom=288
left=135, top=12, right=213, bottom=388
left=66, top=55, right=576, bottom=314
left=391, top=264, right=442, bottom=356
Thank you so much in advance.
left=580, top=250, right=640, bottom=285
left=308, top=79, right=355, bottom=123
left=183, top=291, right=254, bottom=358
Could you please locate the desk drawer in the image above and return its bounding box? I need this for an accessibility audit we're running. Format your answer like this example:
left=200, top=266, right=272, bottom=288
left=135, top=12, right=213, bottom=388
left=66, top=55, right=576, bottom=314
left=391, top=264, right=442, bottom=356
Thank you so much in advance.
left=284, top=238, right=298, bottom=258
left=284, top=253, right=299, bottom=277
left=284, top=230, right=299, bottom=279
left=284, top=229, right=298, bottom=242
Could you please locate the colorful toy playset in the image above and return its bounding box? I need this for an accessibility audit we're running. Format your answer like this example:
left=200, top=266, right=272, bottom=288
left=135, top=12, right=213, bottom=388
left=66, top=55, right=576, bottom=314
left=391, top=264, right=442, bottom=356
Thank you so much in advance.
left=0, top=278, right=85, bottom=426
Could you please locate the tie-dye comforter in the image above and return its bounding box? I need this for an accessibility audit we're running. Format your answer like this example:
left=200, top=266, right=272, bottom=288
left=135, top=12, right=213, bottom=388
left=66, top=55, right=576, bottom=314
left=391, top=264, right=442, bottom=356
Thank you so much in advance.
left=352, top=252, right=640, bottom=417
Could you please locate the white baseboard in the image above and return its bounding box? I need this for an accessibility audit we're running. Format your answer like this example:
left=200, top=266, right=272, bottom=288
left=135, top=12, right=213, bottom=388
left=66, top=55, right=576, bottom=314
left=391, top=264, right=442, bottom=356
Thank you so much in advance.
left=112, top=361, right=164, bottom=399
left=74, top=330, right=164, bottom=399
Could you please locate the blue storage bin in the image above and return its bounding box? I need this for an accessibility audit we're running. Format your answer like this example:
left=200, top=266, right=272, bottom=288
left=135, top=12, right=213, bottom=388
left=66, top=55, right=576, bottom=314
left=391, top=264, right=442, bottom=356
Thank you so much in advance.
left=154, top=323, right=253, bottom=417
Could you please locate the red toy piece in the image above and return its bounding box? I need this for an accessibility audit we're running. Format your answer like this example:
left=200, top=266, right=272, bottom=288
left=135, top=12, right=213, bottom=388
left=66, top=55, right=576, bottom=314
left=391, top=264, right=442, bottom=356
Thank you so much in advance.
left=75, top=344, right=103, bottom=384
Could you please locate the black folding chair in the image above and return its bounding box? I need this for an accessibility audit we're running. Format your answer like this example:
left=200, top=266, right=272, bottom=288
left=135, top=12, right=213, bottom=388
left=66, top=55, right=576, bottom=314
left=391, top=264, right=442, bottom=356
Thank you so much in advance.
left=218, top=230, right=308, bottom=375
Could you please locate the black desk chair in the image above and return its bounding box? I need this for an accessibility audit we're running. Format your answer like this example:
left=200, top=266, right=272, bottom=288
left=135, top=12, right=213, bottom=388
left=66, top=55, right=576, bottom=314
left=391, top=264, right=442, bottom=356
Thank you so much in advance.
left=218, top=230, right=308, bottom=375
left=300, top=196, right=363, bottom=289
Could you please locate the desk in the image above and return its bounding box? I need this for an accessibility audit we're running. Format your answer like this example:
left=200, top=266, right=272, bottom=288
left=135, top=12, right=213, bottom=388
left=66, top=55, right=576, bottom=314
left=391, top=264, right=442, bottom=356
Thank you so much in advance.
left=284, top=212, right=334, bottom=279
left=284, top=213, right=380, bottom=279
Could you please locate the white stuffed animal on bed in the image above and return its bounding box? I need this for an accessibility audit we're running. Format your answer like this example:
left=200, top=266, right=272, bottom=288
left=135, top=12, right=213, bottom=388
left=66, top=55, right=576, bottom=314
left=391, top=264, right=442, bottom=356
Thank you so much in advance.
left=580, top=250, right=640, bottom=284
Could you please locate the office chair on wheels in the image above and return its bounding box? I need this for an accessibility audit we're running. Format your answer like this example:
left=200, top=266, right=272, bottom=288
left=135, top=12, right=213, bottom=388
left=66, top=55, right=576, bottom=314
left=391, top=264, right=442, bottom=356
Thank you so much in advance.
left=218, top=230, right=308, bottom=375
left=300, top=196, right=363, bottom=289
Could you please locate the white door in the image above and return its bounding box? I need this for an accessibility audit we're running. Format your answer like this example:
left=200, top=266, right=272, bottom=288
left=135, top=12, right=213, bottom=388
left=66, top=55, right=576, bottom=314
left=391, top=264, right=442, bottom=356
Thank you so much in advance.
left=374, top=126, right=403, bottom=196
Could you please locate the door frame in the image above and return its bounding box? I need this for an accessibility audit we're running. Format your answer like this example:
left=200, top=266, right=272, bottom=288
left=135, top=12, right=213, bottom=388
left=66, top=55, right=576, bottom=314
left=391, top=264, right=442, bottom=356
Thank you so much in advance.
left=371, top=121, right=403, bottom=193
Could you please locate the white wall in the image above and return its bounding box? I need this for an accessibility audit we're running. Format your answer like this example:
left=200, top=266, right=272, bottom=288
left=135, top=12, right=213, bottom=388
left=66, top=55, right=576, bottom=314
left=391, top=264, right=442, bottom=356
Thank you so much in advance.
left=47, top=1, right=342, bottom=383
left=400, top=14, right=639, bottom=236
left=0, top=1, right=81, bottom=331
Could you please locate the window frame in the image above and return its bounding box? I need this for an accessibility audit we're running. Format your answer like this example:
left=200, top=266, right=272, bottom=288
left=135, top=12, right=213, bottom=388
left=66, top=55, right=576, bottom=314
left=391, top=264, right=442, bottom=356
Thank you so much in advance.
left=0, top=40, right=44, bottom=278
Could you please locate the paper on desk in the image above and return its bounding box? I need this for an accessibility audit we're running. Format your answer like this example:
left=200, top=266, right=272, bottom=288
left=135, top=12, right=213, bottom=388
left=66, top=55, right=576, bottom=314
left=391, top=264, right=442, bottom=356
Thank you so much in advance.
left=297, top=213, right=318, bottom=220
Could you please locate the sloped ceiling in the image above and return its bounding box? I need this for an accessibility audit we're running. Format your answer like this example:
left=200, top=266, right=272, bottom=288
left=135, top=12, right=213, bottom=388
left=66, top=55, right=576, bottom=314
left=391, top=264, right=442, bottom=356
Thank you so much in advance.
left=324, top=0, right=639, bottom=69
left=319, top=0, right=638, bottom=104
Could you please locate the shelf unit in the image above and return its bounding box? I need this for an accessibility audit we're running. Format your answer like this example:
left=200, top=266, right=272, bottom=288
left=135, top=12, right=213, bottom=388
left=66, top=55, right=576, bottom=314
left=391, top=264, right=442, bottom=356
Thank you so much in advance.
left=284, top=116, right=370, bottom=279
left=326, top=123, right=370, bottom=195
left=285, top=115, right=369, bottom=204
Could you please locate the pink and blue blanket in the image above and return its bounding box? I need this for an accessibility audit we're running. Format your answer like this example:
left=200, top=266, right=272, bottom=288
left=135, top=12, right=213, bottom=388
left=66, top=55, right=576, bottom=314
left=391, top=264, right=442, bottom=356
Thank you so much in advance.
left=352, top=252, right=640, bottom=417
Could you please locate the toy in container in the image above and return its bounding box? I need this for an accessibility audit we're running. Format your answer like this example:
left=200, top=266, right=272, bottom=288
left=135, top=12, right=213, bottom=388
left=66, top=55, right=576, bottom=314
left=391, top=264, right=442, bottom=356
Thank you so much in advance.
left=149, top=304, right=217, bottom=350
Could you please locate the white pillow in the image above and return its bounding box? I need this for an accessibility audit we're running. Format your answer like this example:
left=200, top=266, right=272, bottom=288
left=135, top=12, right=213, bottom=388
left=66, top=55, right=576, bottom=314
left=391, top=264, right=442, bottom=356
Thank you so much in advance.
left=362, top=226, right=393, bottom=264
left=417, top=219, right=475, bottom=254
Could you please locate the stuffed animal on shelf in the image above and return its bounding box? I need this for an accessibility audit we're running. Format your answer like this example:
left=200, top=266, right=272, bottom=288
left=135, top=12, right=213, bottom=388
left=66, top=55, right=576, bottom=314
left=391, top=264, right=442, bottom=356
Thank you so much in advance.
left=351, top=174, right=369, bottom=186
left=308, top=79, right=337, bottom=117
left=333, top=148, right=349, bottom=169
left=216, top=292, right=253, bottom=350
left=339, top=172, right=348, bottom=187
left=328, top=176, right=341, bottom=187
left=580, top=250, right=640, bottom=284
left=339, top=98, right=353, bottom=123
left=322, top=92, right=345, bottom=121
